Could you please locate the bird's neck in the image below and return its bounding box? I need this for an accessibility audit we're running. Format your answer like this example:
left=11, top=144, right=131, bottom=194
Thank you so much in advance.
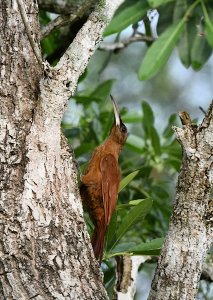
left=104, top=136, right=123, bottom=157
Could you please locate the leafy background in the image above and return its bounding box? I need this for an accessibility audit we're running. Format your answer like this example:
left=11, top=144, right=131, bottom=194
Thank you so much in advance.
left=40, top=0, right=213, bottom=299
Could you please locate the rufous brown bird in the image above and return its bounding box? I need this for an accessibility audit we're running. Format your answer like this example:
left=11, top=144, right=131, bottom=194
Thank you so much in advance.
left=80, top=95, right=128, bottom=262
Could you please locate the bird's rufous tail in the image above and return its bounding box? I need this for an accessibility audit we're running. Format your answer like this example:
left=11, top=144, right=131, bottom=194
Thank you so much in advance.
left=91, top=223, right=106, bottom=263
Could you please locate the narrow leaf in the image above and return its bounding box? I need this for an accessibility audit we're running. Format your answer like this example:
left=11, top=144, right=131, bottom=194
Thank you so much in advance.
left=104, top=1, right=148, bottom=36
left=205, top=18, right=213, bottom=48
left=105, top=211, right=118, bottom=251
left=128, top=237, right=165, bottom=255
left=129, top=199, right=144, bottom=206
left=117, top=199, right=144, bottom=209
left=201, top=3, right=213, bottom=48
left=74, top=95, right=100, bottom=104
left=78, top=68, right=88, bottom=83
left=173, top=0, right=186, bottom=21
left=163, top=113, right=177, bottom=138
left=174, top=0, right=193, bottom=68
left=162, top=140, right=181, bottom=159
left=166, top=158, right=181, bottom=171
left=90, top=79, right=115, bottom=99
left=109, top=198, right=153, bottom=251
left=177, top=23, right=191, bottom=68
left=75, top=142, right=95, bottom=156
left=150, top=126, right=161, bottom=155
left=148, top=0, right=174, bottom=7
left=122, top=113, right=142, bottom=123
left=111, top=242, right=136, bottom=254
left=142, top=101, right=154, bottom=128
left=139, top=20, right=184, bottom=80
left=126, top=134, right=144, bottom=154
left=107, top=238, right=164, bottom=257
left=119, top=170, right=140, bottom=192
left=191, top=34, right=212, bottom=71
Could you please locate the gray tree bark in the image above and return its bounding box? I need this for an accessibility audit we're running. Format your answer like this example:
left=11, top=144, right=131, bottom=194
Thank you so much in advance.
left=148, top=105, right=213, bottom=300
left=0, top=0, right=123, bottom=299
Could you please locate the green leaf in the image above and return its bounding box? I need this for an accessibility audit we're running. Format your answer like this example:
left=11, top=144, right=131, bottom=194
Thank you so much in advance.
left=129, top=199, right=144, bottom=206
left=139, top=20, right=184, bottom=80
left=163, top=113, right=177, bottom=138
left=78, top=68, right=88, bottom=83
left=128, top=237, right=165, bottom=255
left=150, top=126, right=161, bottom=155
left=117, top=199, right=145, bottom=209
left=173, top=0, right=192, bottom=68
left=126, top=134, right=144, bottom=154
left=63, top=127, right=80, bottom=138
left=75, top=142, right=95, bottom=156
left=142, top=101, right=154, bottom=128
left=104, top=1, right=148, bottom=36
left=41, top=36, right=56, bottom=55
left=84, top=212, right=94, bottom=235
left=191, top=34, right=212, bottom=71
left=74, top=80, right=114, bottom=104
left=162, top=140, right=181, bottom=159
left=108, top=198, right=153, bottom=251
left=106, top=237, right=164, bottom=258
left=122, top=113, right=142, bottom=123
left=111, top=242, right=137, bottom=254
left=105, top=211, right=118, bottom=251
left=74, top=95, right=100, bottom=104
left=173, top=0, right=186, bottom=21
left=152, top=185, right=170, bottom=199
left=205, top=18, right=213, bottom=48
left=39, top=11, right=51, bottom=26
left=90, top=79, right=115, bottom=100
left=148, top=0, right=175, bottom=7
left=104, top=262, right=116, bottom=298
left=201, top=2, right=213, bottom=48
left=119, top=170, right=140, bottom=192
left=166, top=158, right=181, bottom=171
left=177, top=20, right=197, bottom=68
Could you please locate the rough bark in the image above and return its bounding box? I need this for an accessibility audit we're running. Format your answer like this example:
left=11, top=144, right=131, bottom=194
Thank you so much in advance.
left=0, top=0, right=123, bottom=299
left=148, top=104, right=213, bottom=300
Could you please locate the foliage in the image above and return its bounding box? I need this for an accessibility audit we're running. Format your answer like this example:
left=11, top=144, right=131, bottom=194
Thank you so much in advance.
left=40, top=0, right=213, bottom=78
left=104, top=0, right=213, bottom=80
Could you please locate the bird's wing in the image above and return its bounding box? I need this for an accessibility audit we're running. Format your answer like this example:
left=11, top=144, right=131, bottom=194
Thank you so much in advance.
left=100, top=153, right=120, bottom=226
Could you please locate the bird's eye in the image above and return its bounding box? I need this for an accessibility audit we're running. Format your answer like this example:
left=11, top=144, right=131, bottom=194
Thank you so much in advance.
left=121, top=124, right=127, bottom=133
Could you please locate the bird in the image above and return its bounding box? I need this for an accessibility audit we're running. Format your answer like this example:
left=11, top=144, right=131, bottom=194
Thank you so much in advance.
left=80, top=95, right=128, bottom=262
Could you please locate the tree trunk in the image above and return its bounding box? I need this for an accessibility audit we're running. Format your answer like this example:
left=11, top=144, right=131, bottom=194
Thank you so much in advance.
left=0, top=0, right=123, bottom=298
left=148, top=106, right=213, bottom=300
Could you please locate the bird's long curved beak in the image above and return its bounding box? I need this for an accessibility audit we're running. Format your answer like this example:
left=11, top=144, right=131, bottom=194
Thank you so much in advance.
left=110, top=95, right=120, bottom=127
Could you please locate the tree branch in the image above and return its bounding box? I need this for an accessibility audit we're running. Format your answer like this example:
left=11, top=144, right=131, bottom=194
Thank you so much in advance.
left=38, top=0, right=95, bottom=14
left=99, top=35, right=154, bottom=51
left=40, top=0, right=124, bottom=119
left=148, top=100, right=213, bottom=300
left=41, top=0, right=95, bottom=39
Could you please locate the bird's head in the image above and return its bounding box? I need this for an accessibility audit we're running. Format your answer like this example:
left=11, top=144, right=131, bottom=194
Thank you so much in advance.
left=110, top=95, right=128, bottom=145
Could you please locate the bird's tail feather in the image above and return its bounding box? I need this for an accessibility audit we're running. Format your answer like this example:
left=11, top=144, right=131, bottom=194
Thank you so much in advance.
left=91, top=224, right=106, bottom=263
